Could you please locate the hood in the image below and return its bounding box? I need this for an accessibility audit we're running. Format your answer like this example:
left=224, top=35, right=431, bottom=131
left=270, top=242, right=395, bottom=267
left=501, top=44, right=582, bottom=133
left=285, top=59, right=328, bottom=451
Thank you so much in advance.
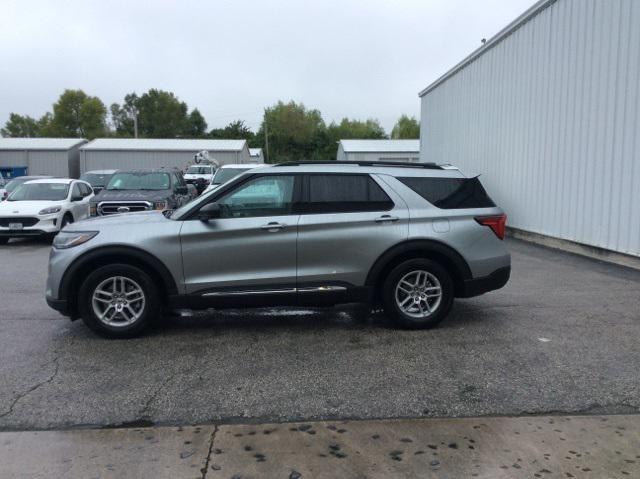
left=91, top=189, right=171, bottom=203
left=66, top=210, right=169, bottom=230
left=0, top=200, right=64, bottom=216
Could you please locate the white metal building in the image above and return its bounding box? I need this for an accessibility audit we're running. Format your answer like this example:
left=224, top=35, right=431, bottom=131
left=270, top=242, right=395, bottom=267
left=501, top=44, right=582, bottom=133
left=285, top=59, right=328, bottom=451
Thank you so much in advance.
left=419, top=0, right=640, bottom=260
left=0, top=138, right=87, bottom=179
left=79, top=138, right=252, bottom=174
left=249, top=148, right=265, bottom=163
left=337, top=140, right=420, bottom=163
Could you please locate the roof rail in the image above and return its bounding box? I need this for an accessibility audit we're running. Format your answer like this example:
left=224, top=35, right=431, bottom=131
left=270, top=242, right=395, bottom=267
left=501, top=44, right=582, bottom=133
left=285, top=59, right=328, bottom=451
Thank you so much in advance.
left=273, top=160, right=443, bottom=170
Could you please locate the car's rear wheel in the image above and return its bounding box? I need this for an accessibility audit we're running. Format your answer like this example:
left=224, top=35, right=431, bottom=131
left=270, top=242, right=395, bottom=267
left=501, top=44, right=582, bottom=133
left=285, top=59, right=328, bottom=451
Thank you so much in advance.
left=78, top=264, right=159, bottom=338
left=0, top=237, right=8, bottom=245
left=382, top=258, right=454, bottom=329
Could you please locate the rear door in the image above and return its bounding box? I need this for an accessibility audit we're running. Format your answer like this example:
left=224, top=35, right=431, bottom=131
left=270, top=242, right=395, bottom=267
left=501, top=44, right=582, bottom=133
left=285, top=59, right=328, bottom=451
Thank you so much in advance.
left=180, top=174, right=301, bottom=301
left=296, top=173, right=409, bottom=294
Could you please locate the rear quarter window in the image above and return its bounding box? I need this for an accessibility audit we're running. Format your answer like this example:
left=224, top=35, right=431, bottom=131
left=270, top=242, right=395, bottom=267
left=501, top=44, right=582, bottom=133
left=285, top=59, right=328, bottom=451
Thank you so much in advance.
left=398, top=176, right=496, bottom=209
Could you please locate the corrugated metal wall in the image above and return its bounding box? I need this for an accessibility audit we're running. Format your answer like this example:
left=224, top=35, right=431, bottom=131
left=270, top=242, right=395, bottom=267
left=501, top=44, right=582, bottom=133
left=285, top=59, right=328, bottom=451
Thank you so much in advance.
left=420, top=0, right=640, bottom=257
left=81, top=150, right=245, bottom=174
left=344, top=152, right=421, bottom=162
left=0, top=150, right=76, bottom=177
left=337, top=151, right=421, bottom=162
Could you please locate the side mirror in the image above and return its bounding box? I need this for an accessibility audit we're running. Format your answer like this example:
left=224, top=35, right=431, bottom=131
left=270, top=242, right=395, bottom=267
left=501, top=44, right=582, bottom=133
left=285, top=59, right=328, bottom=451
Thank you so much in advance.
left=71, top=195, right=83, bottom=202
left=198, top=202, right=221, bottom=221
left=176, top=186, right=188, bottom=195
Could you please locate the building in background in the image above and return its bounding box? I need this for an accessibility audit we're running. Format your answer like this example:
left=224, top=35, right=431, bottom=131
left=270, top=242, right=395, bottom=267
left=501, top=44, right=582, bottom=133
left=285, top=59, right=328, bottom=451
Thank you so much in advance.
left=0, top=138, right=87, bottom=179
left=249, top=148, right=265, bottom=163
left=419, top=0, right=639, bottom=261
left=79, top=138, right=252, bottom=174
left=337, top=139, right=420, bottom=163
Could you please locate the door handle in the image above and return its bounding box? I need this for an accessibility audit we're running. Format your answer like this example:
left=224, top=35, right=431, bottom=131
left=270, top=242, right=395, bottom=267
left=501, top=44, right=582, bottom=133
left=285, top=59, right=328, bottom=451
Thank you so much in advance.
left=375, top=215, right=399, bottom=223
left=261, top=222, right=286, bottom=231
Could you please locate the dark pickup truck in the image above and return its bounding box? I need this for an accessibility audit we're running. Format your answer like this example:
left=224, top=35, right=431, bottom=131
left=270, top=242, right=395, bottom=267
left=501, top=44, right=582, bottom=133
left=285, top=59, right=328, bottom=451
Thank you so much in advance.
left=90, top=169, right=191, bottom=216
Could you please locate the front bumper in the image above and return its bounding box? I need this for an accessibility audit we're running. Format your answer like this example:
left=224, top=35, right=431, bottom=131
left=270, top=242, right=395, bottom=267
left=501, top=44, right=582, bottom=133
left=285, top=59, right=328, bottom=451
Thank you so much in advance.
left=46, top=295, right=71, bottom=316
left=0, top=215, right=60, bottom=236
left=457, top=266, right=511, bottom=298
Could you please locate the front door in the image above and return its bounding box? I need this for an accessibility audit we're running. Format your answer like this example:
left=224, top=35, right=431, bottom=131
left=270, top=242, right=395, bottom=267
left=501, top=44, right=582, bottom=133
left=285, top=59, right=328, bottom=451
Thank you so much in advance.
left=180, top=174, right=300, bottom=303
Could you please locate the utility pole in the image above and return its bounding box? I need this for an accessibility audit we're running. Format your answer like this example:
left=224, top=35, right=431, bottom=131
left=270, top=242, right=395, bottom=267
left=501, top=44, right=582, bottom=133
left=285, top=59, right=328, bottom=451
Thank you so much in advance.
left=264, top=114, right=269, bottom=163
left=126, top=105, right=139, bottom=138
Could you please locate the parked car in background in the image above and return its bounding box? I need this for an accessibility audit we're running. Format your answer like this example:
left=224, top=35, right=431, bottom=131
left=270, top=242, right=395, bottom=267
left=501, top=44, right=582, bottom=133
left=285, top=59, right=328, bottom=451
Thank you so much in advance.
left=186, top=183, right=199, bottom=201
left=203, top=164, right=264, bottom=194
left=90, top=168, right=191, bottom=216
left=80, top=170, right=117, bottom=194
left=0, top=178, right=93, bottom=244
left=1, top=175, right=54, bottom=201
left=184, top=164, right=217, bottom=195
left=46, top=161, right=510, bottom=338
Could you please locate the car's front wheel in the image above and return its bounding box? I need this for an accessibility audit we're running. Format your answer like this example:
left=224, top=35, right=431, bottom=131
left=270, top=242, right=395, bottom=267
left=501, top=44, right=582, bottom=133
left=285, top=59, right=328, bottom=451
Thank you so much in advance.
left=78, top=264, right=159, bottom=338
left=382, top=258, right=454, bottom=329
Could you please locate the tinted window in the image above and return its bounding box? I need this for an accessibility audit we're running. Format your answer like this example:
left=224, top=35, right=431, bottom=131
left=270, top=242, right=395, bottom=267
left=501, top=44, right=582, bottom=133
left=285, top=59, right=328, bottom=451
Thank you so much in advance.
left=71, top=183, right=82, bottom=199
left=217, top=175, right=295, bottom=218
left=398, top=177, right=496, bottom=209
left=305, top=174, right=393, bottom=214
left=79, top=183, right=92, bottom=197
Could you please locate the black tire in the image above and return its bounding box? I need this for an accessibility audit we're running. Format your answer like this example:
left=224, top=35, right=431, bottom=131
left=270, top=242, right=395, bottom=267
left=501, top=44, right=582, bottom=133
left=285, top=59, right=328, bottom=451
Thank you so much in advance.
left=60, top=213, right=73, bottom=230
left=382, top=258, right=454, bottom=329
left=0, top=237, right=8, bottom=245
left=78, top=263, right=160, bottom=339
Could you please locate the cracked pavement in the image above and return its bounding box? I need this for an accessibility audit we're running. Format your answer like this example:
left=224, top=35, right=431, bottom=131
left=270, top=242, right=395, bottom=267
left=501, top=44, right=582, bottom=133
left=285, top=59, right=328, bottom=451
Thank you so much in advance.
left=1, top=237, right=639, bottom=431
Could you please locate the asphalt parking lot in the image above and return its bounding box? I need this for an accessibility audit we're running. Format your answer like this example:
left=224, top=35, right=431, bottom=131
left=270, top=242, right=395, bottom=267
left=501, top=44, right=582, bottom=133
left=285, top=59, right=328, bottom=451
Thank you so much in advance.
left=1, top=237, right=639, bottom=431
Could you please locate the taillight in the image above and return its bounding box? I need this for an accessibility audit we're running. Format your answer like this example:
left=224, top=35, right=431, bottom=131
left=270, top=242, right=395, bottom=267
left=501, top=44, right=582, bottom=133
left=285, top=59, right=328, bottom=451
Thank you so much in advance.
left=475, top=214, right=507, bottom=240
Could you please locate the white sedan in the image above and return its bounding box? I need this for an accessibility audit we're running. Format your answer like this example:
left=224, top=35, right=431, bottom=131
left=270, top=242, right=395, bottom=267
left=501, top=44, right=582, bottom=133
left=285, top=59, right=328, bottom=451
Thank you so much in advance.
left=0, top=178, right=94, bottom=244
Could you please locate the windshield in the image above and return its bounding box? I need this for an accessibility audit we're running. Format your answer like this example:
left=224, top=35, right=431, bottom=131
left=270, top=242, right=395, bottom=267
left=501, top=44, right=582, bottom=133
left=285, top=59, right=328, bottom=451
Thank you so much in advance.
left=106, top=172, right=170, bottom=191
left=80, top=172, right=114, bottom=187
left=5, top=178, right=28, bottom=193
left=8, top=183, right=69, bottom=201
left=212, top=168, right=250, bottom=185
left=186, top=166, right=213, bottom=174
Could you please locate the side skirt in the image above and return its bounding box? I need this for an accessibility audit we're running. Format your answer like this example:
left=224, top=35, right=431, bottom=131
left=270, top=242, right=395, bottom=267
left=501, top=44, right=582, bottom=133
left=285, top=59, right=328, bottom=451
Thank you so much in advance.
left=169, top=285, right=373, bottom=310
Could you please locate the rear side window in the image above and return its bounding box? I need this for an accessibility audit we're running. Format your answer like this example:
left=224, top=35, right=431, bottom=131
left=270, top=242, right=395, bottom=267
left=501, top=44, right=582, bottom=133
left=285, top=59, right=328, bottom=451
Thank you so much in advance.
left=398, top=176, right=496, bottom=209
left=305, top=174, right=394, bottom=214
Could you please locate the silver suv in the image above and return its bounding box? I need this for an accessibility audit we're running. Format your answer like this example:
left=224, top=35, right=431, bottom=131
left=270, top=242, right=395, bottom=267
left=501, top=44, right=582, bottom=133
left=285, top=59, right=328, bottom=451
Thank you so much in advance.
left=46, top=161, right=510, bottom=338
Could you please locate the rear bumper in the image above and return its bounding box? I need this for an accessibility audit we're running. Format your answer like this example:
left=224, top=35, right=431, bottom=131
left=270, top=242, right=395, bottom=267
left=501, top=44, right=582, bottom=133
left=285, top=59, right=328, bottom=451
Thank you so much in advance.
left=457, top=266, right=511, bottom=298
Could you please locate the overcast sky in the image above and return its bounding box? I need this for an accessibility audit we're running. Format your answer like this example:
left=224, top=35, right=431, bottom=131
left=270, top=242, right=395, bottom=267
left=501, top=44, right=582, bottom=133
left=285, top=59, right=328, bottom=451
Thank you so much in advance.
left=1, top=0, right=534, bottom=133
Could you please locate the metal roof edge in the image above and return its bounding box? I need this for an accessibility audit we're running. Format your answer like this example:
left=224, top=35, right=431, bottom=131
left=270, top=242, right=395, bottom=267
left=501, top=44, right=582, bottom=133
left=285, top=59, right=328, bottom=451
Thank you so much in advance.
left=79, top=138, right=247, bottom=152
left=418, top=0, right=557, bottom=97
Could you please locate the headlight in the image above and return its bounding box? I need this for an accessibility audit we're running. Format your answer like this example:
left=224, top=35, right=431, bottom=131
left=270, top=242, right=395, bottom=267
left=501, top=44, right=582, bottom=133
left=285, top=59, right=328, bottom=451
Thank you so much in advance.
left=39, top=206, right=62, bottom=215
left=53, top=231, right=98, bottom=249
left=154, top=201, right=168, bottom=210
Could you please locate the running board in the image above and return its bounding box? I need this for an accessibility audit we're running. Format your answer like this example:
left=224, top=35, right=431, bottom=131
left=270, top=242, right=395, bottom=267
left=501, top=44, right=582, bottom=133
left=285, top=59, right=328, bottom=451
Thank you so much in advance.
left=201, top=286, right=346, bottom=297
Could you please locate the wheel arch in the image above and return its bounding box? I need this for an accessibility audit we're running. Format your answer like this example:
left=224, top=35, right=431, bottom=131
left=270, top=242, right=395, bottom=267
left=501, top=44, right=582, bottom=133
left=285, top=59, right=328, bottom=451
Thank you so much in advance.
left=59, top=245, right=178, bottom=316
left=365, top=239, right=472, bottom=298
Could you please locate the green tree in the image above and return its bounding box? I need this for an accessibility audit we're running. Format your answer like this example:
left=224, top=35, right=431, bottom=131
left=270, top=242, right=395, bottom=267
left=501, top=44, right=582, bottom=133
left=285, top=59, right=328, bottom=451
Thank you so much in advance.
left=321, top=118, right=388, bottom=159
left=136, top=89, right=188, bottom=138
left=48, top=89, right=107, bottom=139
left=391, top=115, right=420, bottom=139
left=186, top=109, right=208, bottom=138
left=209, top=120, right=254, bottom=140
left=1, top=113, right=40, bottom=137
left=49, top=90, right=107, bottom=139
left=111, top=89, right=192, bottom=138
left=259, top=101, right=326, bottom=163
